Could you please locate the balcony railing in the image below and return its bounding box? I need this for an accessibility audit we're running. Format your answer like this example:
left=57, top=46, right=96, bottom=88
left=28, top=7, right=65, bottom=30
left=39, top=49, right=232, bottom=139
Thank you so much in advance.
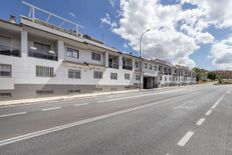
left=123, top=64, right=132, bottom=70
left=109, top=62, right=119, bottom=69
left=0, top=45, right=20, bottom=57
left=28, top=49, right=58, bottom=61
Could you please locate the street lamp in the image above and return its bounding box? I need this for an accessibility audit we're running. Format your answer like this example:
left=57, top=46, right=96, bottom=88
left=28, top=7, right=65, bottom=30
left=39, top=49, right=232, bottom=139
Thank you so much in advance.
left=139, top=29, right=151, bottom=91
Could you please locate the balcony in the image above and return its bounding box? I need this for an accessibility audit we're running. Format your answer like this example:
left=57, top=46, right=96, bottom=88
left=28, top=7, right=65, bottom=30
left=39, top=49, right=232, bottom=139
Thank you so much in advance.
left=123, top=64, right=132, bottom=70
left=109, top=62, right=119, bottom=69
left=28, top=48, right=58, bottom=61
left=122, top=57, right=132, bottom=70
left=0, top=45, right=20, bottom=57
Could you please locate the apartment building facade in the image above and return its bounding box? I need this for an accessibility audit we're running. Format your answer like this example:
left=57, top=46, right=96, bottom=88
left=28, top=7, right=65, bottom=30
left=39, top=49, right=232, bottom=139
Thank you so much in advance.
left=0, top=6, right=196, bottom=100
left=212, top=70, right=232, bottom=79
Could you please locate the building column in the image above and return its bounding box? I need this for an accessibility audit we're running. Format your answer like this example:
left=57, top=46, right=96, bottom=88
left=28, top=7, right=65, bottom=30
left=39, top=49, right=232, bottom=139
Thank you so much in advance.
left=105, top=52, right=109, bottom=67
left=132, top=59, right=135, bottom=71
left=119, top=55, right=123, bottom=69
left=21, top=30, right=28, bottom=58
left=58, top=40, right=64, bottom=61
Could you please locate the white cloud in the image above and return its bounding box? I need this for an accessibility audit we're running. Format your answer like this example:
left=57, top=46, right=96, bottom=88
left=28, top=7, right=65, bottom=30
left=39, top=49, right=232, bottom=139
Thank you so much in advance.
left=69, top=12, right=76, bottom=18
left=101, top=0, right=232, bottom=68
left=210, top=36, right=232, bottom=69
left=108, top=0, right=115, bottom=7
left=181, top=0, right=232, bottom=28
left=123, top=43, right=128, bottom=48
left=100, top=13, right=117, bottom=29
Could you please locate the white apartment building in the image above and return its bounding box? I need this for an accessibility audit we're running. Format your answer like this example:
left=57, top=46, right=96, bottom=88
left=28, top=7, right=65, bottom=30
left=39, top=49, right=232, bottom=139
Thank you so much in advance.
left=0, top=4, right=196, bottom=100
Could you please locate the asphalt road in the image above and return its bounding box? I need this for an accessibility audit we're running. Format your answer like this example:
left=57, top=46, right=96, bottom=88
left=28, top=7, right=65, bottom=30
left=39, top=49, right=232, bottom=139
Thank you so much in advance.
left=0, top=84, right=232, bottom=155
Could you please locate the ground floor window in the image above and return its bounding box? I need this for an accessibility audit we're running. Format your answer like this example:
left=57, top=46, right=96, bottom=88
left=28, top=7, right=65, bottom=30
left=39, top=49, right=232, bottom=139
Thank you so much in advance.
left=111, top=73, right=118, bottom=80
left=0, top=64, right=11, bottom=77
left=136, top=75, right=140, bottom=80
left=68, top=69, right=81, bottom=79
left=36, top=90, right=54, bottom=95
left=124, top=73, right=130, bottom=80
left=36, top=66, right=54, bottom=77
left=0, top=92, right=12, bottom=97
left=94, top=71, right=103, bottom=79
left=68, top=90, right=81, bottom=93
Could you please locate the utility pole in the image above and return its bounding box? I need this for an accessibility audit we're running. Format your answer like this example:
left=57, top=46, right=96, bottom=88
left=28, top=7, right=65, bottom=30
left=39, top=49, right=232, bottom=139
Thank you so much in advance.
left=139, top=29, right=151, bottom=91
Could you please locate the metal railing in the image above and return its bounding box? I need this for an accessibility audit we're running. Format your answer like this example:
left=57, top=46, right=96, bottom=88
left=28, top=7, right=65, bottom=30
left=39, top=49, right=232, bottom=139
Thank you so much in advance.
left=21, top=1, right=84, bottom=35
left=109, top=62, right=119, bottom=69
left=0, top=45, right=20, bottom=57
left=123, top=64, right=133, bottom=70
left=28, top=49, right=58, bottom=61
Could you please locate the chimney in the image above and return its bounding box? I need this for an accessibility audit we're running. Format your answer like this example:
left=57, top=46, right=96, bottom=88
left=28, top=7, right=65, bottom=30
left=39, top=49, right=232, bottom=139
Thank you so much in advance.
left=10, top=15, right=16, bottom=24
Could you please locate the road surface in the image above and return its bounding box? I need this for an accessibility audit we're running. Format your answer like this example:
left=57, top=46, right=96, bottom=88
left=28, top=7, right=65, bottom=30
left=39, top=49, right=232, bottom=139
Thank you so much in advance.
left=0, top=84, right=232, bottom=155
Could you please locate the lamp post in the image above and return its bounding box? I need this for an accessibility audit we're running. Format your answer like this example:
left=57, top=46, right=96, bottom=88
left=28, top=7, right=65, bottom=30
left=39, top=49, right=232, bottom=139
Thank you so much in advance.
left=139, top=29, right=151, bottom=91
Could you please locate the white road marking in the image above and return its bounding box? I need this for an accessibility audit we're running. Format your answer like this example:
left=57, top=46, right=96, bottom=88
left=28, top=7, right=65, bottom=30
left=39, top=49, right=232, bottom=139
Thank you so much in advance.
left=177, top=131, right=194, bottom=147
left=0, top=98, right=173, bottom=146
left=211, top=88, right=230, bottom=109
left=205, top=109, right=212, bottom=116
left=196, top=118, right=205, bottom=126
left=97, top=89, right=185, bottom=103
left=74, top=103, right=89, bottom=106
left=226, top=88, right=231, bottom=94
left=41, top=107, right=62, bottom=111
left=211, top=100, right=221, bottom=109
left=0, top=112, right=27, bottom=118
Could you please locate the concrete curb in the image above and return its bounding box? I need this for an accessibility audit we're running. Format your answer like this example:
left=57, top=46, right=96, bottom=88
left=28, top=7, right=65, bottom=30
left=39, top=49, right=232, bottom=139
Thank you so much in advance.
left=0, top=84, right=200, bottom=107
left=0, top=89, right=139, bottom=107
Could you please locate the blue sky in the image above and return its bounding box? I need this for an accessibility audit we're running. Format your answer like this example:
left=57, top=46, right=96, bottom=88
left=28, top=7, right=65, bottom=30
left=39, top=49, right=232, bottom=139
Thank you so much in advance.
left=1, top=0, right=232, bottom=70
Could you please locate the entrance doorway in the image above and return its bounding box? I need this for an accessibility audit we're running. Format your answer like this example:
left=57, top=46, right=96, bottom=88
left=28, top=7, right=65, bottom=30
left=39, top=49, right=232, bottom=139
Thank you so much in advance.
left=143, top=77, right=158, bottom=89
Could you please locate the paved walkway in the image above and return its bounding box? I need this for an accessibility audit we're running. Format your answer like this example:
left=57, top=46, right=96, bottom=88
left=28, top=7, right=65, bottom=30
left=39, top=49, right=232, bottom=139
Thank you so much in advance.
left=0, top=89, right=139, bottom=107
left=0, top=84, right=204, bottom=107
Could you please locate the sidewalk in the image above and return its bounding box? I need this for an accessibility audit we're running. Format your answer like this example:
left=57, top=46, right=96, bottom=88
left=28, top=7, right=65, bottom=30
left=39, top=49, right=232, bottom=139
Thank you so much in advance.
left=0, top=84, right=200, bottom=107
left=0, top=89, right=140, bottom=107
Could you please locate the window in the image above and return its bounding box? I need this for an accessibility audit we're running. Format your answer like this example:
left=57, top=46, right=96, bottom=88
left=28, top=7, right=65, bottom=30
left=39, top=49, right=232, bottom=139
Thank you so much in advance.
left=144, top=63, right=147, bottom=69
left=0, top=64, right=11, bottom=77
left=149, top=64, right=152, bottom=70
left=66, top=47, right=79, bottom=58
left=68, top=69, right=81, bottom=79
left=136, top=75, right=140, bottom=80
left=68, top=90, right=81, bottom=93
left=34, top=42, right=50, bottom=52
left=135, top=62, right=139, bottom=68
left=153, top=66, right=157, bottom=71
left=0, top=92, right=12, bottom=97
left=160, top=76, right=162, bottom=81
left=124, top=73, right=130, bottom=80
left=36, top=66, right=54, bottom=77
left=92, top=52, right=101, bottom=61
left=111, top=73, right=118, bottom=80
left=165, top=77, right=167, bottom=81
left=94, top=71, right=103, bottom=79
left=36, top=90, right=54, bottom=95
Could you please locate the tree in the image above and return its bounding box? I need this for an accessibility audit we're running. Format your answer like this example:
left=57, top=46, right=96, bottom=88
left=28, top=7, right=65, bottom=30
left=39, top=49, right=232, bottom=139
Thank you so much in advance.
left=207, top=72, right=217, bottom=80
left=192, top=67, right=208, bottom=81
